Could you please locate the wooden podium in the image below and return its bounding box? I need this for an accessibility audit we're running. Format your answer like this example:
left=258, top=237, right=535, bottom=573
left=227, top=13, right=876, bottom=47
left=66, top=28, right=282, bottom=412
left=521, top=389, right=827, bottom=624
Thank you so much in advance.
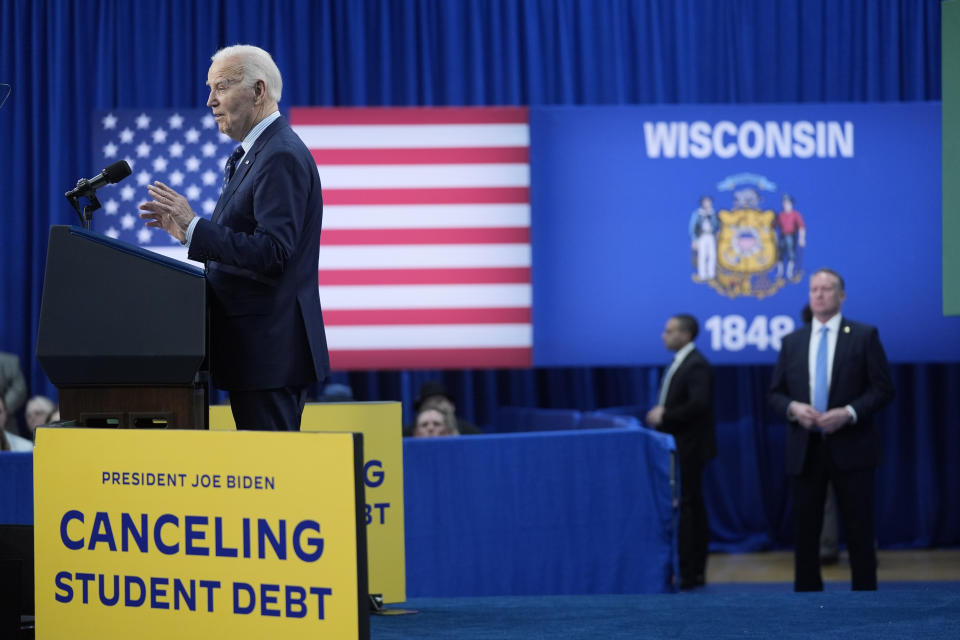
left=36, top=225, right=209, bottom=429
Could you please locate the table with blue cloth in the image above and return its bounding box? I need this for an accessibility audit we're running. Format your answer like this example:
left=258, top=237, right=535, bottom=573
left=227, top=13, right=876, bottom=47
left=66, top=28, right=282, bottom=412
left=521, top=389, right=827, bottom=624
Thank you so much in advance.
left=0, top=452, right=32, bottom=525
left=403, top=428, right=678, bottom=596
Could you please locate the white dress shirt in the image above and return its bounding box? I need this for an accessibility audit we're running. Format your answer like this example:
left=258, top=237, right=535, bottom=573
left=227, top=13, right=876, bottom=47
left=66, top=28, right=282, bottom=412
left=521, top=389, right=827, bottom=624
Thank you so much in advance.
left=808, top=314, right=841, bottom=402
left=805, top=313, right=857, bottom=423
left=658, top=342, right=695, bottom=406
left=4, top=431, right=33, bottom=451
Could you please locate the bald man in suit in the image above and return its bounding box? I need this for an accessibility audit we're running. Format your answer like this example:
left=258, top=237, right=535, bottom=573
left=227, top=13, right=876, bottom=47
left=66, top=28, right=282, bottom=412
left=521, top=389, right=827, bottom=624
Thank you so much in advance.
left=769, top=268, right=894, bottom=591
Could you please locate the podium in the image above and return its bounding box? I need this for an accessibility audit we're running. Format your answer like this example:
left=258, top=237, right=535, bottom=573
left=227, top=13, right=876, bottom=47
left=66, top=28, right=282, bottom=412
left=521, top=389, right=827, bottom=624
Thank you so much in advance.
left=36, top=226, right=208, bottom=428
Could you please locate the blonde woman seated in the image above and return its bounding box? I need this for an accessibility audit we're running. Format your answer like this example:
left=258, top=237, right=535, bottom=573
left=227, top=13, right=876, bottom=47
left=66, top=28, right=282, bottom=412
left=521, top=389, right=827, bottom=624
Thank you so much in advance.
left=411, top=407, right=459, bottom=438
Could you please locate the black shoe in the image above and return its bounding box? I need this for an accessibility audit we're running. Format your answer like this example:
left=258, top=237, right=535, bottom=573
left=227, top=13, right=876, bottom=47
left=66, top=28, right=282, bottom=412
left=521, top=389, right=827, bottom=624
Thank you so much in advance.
left=679, top=574, right=705, bottom=590
left=820, top=553, right=839, bottom=566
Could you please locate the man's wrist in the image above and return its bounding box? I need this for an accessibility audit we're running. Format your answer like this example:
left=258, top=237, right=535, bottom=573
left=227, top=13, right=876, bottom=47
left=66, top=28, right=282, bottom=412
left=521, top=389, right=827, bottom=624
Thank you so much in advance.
left=787, top=401, right=798, bottom=421
left=844, top=405, right=857, bottom=424
left=183, top=216, right=201, bottom=246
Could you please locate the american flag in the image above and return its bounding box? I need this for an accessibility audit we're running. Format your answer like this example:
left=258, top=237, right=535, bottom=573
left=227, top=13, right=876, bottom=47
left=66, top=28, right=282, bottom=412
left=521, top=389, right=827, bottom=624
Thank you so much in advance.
left=91, top=109, right=237, bottom=249
left=91, top=107, right=532, bottom=370
left=291, top=107, right=532, bottom=370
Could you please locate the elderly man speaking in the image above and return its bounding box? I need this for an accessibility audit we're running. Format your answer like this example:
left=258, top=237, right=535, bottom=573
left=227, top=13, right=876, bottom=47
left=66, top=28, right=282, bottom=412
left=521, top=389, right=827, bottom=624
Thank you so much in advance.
left=140, top=45, right=329, bottom=431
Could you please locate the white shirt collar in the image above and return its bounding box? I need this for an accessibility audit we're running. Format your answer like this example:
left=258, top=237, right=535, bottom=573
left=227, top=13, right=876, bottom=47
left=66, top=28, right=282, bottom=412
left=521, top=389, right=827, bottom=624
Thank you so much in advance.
left=812, top=313, right=842, bottom=335
left=240, top=110, right=281, bottom=154
left=672, top=341, right=695, bottom=364
left=658, top=342, right=696, bottom=406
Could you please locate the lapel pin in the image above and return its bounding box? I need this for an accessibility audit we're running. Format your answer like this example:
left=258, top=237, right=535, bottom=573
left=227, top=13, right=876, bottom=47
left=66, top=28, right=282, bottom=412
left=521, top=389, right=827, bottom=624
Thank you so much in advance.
left=844, top=326, right=851, bottom=334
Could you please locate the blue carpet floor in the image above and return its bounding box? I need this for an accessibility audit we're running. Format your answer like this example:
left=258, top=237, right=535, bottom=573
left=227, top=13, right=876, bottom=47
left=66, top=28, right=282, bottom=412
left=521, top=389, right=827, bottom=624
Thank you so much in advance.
left=370, top=583, right=960, bottom=639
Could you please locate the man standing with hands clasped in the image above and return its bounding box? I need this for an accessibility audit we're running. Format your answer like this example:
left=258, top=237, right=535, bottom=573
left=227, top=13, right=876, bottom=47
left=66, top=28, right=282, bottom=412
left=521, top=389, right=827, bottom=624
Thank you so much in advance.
left=140, top=45, right=329, bottom=431
left=646, top=314, right=716, bottom=590
left=769, top=268, right=894, bottom=591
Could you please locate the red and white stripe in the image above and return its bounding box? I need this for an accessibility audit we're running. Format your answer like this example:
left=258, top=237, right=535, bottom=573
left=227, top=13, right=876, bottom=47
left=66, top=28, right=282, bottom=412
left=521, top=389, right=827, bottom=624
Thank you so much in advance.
left=290, top=107, right=532, bottom=370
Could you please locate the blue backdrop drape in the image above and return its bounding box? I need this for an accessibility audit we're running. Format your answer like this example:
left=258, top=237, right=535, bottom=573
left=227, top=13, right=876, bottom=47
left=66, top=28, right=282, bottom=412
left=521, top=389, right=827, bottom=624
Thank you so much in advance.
left=1, top=0, right=954, bottom=549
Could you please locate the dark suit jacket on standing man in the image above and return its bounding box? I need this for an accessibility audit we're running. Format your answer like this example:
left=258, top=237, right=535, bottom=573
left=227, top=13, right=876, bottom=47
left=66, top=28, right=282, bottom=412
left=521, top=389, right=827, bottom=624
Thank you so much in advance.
left=187, top=116, right=329, bottom=398
left=660, top=348, right=717, bottom=465
left=769, top=319, right=893, bottom=477
left=769, top=318, right=894, bottom=590
left=659, top=347, right=716, bottom=587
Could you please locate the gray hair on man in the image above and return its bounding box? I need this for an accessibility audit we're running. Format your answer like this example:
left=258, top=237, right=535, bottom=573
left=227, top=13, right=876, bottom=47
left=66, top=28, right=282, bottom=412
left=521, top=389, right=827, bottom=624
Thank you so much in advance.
left=211, top=45, right=283, bottom=104
left=26, top=395, right=55, bottom=416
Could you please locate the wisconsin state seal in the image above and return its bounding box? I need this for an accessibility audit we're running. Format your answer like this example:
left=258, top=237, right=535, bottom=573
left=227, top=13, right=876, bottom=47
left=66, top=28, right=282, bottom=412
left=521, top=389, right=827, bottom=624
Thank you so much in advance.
left=689, top=173, right=805, bottom=299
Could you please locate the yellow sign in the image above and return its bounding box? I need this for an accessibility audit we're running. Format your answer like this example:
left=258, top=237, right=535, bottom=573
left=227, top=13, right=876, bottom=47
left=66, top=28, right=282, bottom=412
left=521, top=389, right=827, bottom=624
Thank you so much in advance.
left=34, top=428, right=368, bottom=639
left=211, top=402, right=406, bottom=604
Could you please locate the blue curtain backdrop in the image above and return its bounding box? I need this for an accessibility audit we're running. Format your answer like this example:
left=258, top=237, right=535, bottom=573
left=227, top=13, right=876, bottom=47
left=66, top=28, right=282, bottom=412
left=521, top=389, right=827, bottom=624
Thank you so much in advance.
left=1, top=0, right=954, bottom=548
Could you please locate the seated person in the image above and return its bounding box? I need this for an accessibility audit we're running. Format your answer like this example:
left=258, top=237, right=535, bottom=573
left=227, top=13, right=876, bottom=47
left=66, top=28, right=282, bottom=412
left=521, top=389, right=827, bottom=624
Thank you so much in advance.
left=0, top=351, right=27, bottom=433
left=25, top=395, right=56, bottom=440
left=409, top=407, right=458, bottom=438
left=412, top=380, right=482, bottom=435
left=0, top=396, right=33, bottom=451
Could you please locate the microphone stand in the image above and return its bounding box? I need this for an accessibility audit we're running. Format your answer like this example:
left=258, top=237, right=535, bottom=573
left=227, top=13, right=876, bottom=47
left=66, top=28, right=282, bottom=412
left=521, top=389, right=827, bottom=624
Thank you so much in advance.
left=65, top=184, right=102, bottom=231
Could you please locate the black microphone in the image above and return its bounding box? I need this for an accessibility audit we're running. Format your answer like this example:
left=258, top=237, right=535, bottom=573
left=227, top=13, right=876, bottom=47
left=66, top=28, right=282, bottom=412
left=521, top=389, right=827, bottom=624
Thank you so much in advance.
left=65, top=160, right=132, bottom=198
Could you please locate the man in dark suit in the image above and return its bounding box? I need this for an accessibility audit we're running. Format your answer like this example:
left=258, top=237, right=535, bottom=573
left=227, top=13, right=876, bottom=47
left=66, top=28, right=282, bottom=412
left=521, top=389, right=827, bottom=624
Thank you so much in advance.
left=769, top=268, right=894, bottom=591
left=140, top=45, right=329, bottom=430
left=646, top=314, right=716, bottom=589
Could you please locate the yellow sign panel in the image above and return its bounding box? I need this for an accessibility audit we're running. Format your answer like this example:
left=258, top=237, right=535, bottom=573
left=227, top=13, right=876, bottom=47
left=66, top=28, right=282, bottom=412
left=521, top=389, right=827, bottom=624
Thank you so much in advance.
left=34, top=428, right=368, bottom=639
left=210, top=402, right=406, bottom=604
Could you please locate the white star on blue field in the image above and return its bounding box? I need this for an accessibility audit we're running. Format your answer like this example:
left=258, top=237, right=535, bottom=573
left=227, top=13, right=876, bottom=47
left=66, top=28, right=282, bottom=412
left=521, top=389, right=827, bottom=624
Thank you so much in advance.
left=92, top=110, right=236, bottom=246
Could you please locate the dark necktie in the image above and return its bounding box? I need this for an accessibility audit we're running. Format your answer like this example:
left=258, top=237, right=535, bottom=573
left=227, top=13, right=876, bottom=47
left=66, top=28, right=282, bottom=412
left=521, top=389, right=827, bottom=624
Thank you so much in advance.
left=223, top=146, right=245, bottom=187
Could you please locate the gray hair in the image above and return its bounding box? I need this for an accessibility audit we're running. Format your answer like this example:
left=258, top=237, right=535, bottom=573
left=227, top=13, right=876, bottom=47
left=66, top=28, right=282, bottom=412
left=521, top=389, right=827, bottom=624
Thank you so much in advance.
left=212, top=45, right=283, bottom=104
left=26, top=395, right=55, bottom=416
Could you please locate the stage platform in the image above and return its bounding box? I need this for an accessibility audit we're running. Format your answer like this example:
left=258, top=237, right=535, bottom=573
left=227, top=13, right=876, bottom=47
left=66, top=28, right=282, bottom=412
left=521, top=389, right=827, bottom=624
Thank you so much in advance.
left=370, top=551, right=960, bottom=639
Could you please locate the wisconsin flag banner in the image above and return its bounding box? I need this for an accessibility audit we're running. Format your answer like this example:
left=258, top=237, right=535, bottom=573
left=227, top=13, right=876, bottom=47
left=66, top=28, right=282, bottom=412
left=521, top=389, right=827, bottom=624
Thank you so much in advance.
left=92, top=107, right=532, bottom=370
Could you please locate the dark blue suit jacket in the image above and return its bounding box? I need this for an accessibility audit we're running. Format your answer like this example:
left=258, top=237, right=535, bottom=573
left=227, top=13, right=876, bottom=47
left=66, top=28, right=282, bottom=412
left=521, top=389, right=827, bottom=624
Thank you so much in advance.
left=188, top=116, right=329, bottom=391
left=769, top=318, right=894, bottom=475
